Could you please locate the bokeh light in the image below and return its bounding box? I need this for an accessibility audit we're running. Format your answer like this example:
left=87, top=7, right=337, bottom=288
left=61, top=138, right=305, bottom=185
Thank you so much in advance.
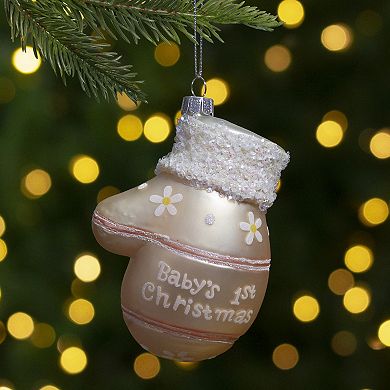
left=272, top=343, right=299, bottom=369
left=321, top=24, right=353, bottom=52
left=7, top=312, right=34, bottom=340
left=56, top=334, right=81, bottom=353
left=204, top=78, right=230, bottom=106
left=356, top=10, right=383, bottom=37
left=116, top=92, right=139, bottom=111
left=134, top=353, right=160, bottom=379
left=316, top=121, right=344, bottom=148
left=174, top=110, right=182, bottom=125
left=331, top=331, right=357, bottom=356
left=359, top=198, right=389, bottom=226
left=70, top=155, right=99, bottom=184
left=60, top=347, right=87, bottom=374
left=12, top=46, right=42, bottom=74
left=293, top=295, right=320, bottom=322
left=264, top=45, right=292, bottom=72
left=322, top=110, right=348, bottom=132
left=30, top=323, right=56, bottom=348
left=97, top=185, right=120, bottom=203
left=117, top=114, right=143, bottom=141
left=378, top=320, right=390, bottom=347
left=277, top=0, right=304, bottom=28
left=344, top=245, right=373, bottom=273
left=68, top=299, right=95, bottom=325
left=144, top=114, right=171, bottom=143
left=343, top=286, right=370, bottom=314
left=328, top=269, right=355, bottom=295
left=21, top=169, right=52, bottom=198
left=0, top=321, right=6, bottom=344
left=0, top=215, right=5, bottom=237
left=369, top=130, right=390, bottom=159
left=0, top=239, right=6, bottom=262
left=39, top=386, right=60, bottom=390
left=154, top=42, right=180, bottom=67
left=175, top=361, right=199, bottom=370
left=0, top=78, right=16, bottom=104
left=74, top=254, right=101, bottom=282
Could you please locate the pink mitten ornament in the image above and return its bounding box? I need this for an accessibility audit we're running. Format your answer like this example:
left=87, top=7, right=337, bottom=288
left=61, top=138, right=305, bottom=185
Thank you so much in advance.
left=92, top=96, right=289, bottom=361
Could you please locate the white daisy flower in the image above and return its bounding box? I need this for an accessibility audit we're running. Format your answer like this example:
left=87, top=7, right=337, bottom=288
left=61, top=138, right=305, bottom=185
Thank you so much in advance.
left=149, top=185, right=183, bottom=216
left=239, top=211, right=263, bottom=245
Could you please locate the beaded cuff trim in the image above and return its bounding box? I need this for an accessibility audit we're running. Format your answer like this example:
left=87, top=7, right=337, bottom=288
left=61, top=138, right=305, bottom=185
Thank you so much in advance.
left=156, top=115, right=290, bottom=210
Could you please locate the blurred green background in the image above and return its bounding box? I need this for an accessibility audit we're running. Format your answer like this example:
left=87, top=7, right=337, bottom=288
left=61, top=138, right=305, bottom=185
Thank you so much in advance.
left=1, top=0, right=390, bottom=389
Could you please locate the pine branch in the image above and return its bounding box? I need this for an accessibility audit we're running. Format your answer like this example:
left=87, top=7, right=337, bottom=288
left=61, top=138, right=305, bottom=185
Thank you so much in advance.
left=58, top=0, right=281, bottom=45
left=3, top=0, right=280, bottom=102
left=4, top=0, right=146, bottom=102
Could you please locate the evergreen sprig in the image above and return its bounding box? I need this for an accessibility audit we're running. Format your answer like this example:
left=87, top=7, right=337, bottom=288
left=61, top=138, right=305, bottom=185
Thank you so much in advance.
left=3, top=0, right=280, bottom=102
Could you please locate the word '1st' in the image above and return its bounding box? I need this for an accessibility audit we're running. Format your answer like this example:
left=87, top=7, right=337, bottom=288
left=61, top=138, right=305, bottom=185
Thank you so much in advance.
left=230, top=285, right=256, bottom=306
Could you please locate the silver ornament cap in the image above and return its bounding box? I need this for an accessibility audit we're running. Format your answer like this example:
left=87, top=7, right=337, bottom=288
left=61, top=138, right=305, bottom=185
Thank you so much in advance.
left=181, top=96, right=214, bottom=116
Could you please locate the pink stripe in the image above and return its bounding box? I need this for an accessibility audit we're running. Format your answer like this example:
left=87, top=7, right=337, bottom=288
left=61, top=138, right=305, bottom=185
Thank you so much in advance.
left=122, top=305, right=237, bottom=344
left=93, top=212, right=271, bottom=272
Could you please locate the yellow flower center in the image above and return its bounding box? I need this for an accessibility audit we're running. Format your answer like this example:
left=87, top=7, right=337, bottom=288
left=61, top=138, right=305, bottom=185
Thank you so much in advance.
left=162, top=197, right=171, bottom=206
left=250, top=224, right=257, bottom=233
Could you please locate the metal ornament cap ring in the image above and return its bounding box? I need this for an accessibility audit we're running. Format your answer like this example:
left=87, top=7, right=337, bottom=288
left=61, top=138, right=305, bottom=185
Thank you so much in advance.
left=191, top=75, right=207, bottom=97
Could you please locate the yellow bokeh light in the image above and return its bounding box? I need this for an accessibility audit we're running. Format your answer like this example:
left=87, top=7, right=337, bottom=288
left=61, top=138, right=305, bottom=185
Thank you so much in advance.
left=174, top=361, right=199, bottom=370
left=21, top=169, right=52, bottom=198
left=293, top=295, right=320, bottom=322
left=68, top=299, right=95, bottom=325
left=328, top=268, right=354, bottom=295
left=369, top=130, right=390, bottom=159
left=378, top=320, right=390, bottom=347
left=367, top=336, right=385, bottom=350
left=7, top=312, right=34, bottom=340
left=321, top=24, right=353, bottom=52
left=316, top=120, right=344, bottom=148
left=154, top=42, right=180, bottom=67
left=133, top=353, right=161, bottom=380
left=343, top=286, right=370, bottom=314
left=277, top=0, right=305, bottom=28
left=272, top=343, right=299, bottom=370
left=344, top=245, right=373, bottom=273
left=0, top=387, right=13, bottom=390
left=116, top=92, right=139, bottom=111
left=117, top=115, right=143, bottom=141
left=322, top=110, right=348, bottom=132
left=60, top=347, right=87, bottom=374
left=12, top=46, right=42, bottom=74
left=0, top=215, right=5, bottom=237
left=56, top=334, right=81, bottom=353
left=97, top=185, right=120, bottom=203
left=74, top=254, right=101, bottom=282
left=144, top=114, right=171, bottom=143
left=39, top=386, right=60, bottom=390
left=174, top=110, right=182, bottom=125
left=0, top=320, right=6, bottom=344
left=356, top=10, right=383, bottom=37
left=0, top=239, right=7, bottom=262
left=359, top=198, right=389, bottom=226
left=204, top=78, right=230, bottom=106
left=30, top=322, right=56, bottom=348
left=331, top=331, right=357, bottom=356
left=264, top=45, right=292, bottom=72
left=70, top=155, right=99, bottom=184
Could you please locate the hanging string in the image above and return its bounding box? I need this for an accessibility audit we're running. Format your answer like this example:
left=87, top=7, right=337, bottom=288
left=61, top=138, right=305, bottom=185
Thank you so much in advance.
left=191, top=0, right=207, bottom=96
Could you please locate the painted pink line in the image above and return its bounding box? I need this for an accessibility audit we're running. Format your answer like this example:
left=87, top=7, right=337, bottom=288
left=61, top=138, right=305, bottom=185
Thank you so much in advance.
left=122, top=305, right=237, bottom=344
left=93, top=212, right=271, bottom=271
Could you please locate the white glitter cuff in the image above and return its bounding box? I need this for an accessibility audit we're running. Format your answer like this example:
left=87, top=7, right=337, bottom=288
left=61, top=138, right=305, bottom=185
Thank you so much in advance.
left=156, top=115, right=290, bottom=210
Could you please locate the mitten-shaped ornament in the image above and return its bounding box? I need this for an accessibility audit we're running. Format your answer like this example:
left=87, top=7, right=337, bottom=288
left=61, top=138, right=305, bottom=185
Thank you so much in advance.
left=92, top=96, right=289, bottom=361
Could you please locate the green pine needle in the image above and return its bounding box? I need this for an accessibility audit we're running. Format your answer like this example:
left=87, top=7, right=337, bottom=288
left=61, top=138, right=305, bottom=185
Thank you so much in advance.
left=3, top=0, right=280, bottom=102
